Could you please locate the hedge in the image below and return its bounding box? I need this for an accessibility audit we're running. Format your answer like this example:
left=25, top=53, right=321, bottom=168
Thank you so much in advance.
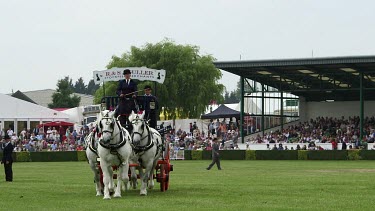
left=298, top=150, right=308, bottom=160
left=347, top=150, right=361, bottom=160
left=77, top=151, right=87, bottom=162
left=307, top=150, right=348, bottom=160
left=245, top=150, right=256, bottom=160
left=256, top=150, right=298, bottom=160
left=191, top=150, right=202, bottom=160
left=3, top=150, right=375, bottom=162
left=359, top=150, right=375, bottom=160
left=184, top=150, right=192, bottom=160
left=30, top=151, right=78, bottom=162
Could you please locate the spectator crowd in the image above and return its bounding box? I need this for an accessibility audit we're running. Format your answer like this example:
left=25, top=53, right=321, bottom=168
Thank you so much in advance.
left=3, top=116, right=375, bottom=154
left=246, top=116, right=375, bottom=150
left=0, top=124, right=95, bottom=153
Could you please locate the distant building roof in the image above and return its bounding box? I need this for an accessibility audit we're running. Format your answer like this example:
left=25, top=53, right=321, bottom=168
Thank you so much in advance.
left=20, top=89, right=94, bottom=107
left=11, top=90, right=37, bottom=104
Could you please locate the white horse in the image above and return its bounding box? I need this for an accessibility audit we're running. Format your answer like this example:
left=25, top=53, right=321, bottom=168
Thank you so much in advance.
left=97, top=110, right=132, bottom=200
left=85, top=130, right=102, bottom=196
left=128, top=111, right=163, bottom=196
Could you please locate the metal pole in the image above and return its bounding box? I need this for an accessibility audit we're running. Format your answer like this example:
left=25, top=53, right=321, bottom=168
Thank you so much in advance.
left=261, top=83, right=265, bottom=136
left=281, top=91, right=284, bottom=132
left=154, top=81, right=157, bottom=96
left=103, top=82, right=106, bottom=96
left=240, top=76, right=245, bottom=143
left=360, top=72, right=364, bottom=142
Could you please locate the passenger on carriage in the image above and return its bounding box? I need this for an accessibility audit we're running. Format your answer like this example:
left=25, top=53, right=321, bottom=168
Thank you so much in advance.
left=115, top=69, right=138, bottom=128
left=142, top=85, right=158, bottom=129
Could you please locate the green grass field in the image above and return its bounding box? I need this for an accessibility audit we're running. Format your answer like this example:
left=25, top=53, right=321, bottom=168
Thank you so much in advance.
left=1, top=160, right=375, bottom=210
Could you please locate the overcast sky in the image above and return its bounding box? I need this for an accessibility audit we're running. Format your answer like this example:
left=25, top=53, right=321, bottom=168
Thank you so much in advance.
left=1, top=0, right=374, bottom=94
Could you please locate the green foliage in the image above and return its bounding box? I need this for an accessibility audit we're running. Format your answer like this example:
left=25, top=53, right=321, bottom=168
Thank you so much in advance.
left=87, top=79, right=100, bottom=95
left=96, top=39, right=224, bottom=119
left=298, top=150, right=308, bottom=160
left=307, top=150, right=348, bottom=160
left=245, top=150, right=256, bottom=160
left=29, top=152, right=78, bottom=162
left=359, top=150, right=375, bottom=160
left=74, top=77, right=87, bottom=94
left=191, top=150, right=203, bottom=160
left=224, top=91, right=239, bottom=104
left=77, top=151, right=87, bottom=161
left=202, top=150, right=212, bottom=160
left=15, top=151, right=30, bottom=162
left=184, top=150, right=192, bottom=160
left=347, top=150, right=361, bottom=160
left=94, top=81, right=118, bottom=103
left=48, top=76, right=81, bottom=108
left=256, top=150, right=298, bottom=160
left=221, top=150, right=246, bottom=160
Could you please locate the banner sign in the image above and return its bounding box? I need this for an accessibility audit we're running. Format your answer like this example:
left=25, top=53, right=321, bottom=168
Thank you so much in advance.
left=93, top=67, right=166, bottom=85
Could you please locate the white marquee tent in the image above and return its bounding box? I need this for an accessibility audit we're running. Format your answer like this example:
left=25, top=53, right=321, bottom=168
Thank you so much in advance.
left=0, top=93, right=70, bottom=134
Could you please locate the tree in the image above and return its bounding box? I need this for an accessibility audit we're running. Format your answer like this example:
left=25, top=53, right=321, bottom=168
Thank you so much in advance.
left=48, top=77, right=81, bottom=108
left=94, top=39, right=224, bottom=119
left=224, top=91, right=239, bottom=103
left=87, top=79, right=100, bottom=95
left=234, top=79, right=258, bottom=99
left=74, top=77, right=87, bottom=94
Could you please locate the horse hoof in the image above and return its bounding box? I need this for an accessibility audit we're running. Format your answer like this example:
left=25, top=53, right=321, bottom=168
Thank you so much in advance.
left=113, top=193, right=121, bottom=198
left=96, top=193, right=103, bottom=197
left=103, top=196, right=111, bottom=200
left=140, top=190, right=147, bottom=196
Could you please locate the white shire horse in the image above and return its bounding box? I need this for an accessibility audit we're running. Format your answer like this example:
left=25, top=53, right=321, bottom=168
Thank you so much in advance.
left=97, top=110, right=132, bottom=200
left=85, top=129, right=102, bottom=196
left=128, top=111, right=163, bottom=196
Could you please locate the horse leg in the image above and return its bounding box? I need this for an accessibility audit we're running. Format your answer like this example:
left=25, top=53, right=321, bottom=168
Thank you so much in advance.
left=102, top=162, right=112, bottom=200
left=130, top=162, right=138, bottom=189
left=107, top=165, right=115, bottom=194
left=89, top=159, right=102, bottom=196
left=148, top=160, right=158, bottom=190
left=140, top=161, right=153, bottom=196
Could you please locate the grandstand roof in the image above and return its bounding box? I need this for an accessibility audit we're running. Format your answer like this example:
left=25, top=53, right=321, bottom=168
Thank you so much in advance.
left=215, top=55, right=375, bottom=101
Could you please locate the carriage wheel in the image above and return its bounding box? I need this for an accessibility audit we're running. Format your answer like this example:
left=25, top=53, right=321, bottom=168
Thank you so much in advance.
left=160, top=164, right=166, bottom=192
left=164, top=164, right=170, bottom=191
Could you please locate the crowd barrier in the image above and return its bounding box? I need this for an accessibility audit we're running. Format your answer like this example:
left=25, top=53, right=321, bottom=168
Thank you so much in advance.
left=2, top=150, right=375, bottom=162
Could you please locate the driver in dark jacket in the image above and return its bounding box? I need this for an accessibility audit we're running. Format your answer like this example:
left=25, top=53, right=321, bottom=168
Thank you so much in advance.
left=115, top=69, right=138, bottom=127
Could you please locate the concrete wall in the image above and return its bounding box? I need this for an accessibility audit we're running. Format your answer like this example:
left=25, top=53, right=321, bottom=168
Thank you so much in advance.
left=304, top=101, right=375, bottom=120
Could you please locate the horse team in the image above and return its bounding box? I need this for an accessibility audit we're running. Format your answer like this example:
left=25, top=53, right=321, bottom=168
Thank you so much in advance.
left=85, top=109, right=164, bottom=199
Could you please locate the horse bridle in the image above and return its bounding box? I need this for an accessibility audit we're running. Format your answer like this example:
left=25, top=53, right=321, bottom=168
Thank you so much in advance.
left=131, top=117, right=149, bottom=142
left=99, top=116, right=121, bottom=141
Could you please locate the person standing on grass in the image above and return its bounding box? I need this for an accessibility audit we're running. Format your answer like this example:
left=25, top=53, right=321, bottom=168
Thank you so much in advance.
left=206, top=138, right=222, bottom=170
left=1, top=134, right=14, bottom=182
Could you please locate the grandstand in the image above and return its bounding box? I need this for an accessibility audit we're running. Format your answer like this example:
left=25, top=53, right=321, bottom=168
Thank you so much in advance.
left=214, top=55, right=375, bottom=143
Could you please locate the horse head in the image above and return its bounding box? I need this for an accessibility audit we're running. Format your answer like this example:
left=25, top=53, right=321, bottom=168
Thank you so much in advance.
left=97, top=110, right=116, bottom=145
left=129, top=110, right=146, bottom=146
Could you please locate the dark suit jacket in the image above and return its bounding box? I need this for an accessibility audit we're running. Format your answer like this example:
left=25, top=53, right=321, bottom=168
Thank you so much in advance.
left=212, top=142, right=220, bottom=158
left=143, top=95, right=158, bottom=113
left=116, top=79, right=138, bottom=97
left=2, top=142, right=14, bottom=163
